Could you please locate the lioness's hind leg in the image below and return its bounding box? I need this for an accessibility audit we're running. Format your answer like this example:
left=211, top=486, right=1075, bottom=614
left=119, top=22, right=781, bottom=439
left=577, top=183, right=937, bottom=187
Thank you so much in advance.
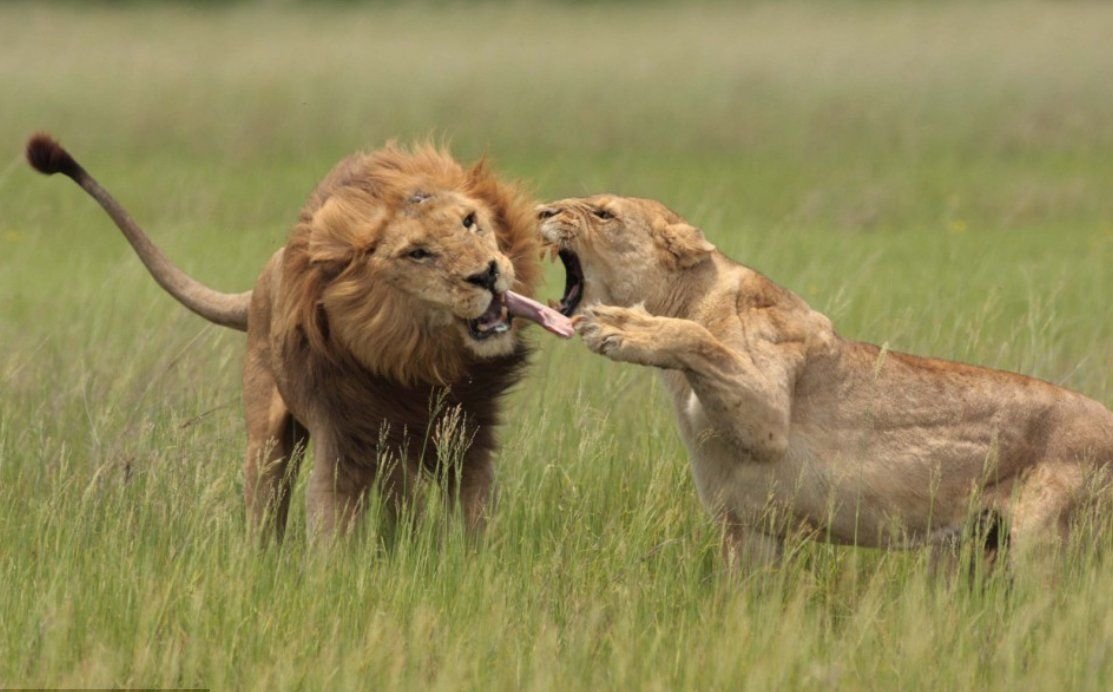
left=244, top=385, right=307, bottom=542
left=926, top=510, right=1008, bottom=583
left=1005, top=461, right=1084, bottom=573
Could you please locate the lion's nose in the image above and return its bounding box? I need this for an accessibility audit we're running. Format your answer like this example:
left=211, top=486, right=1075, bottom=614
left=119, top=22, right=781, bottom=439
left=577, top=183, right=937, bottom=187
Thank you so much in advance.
left=537, top=206, right=560, bottom=220
left=466, top=260, right=500, bottom=291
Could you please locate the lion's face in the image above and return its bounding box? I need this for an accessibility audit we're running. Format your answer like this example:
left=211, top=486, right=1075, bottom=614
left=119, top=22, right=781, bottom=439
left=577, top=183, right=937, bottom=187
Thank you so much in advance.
left=536, top=195, right=715, bottom=315
left=368, top=191, right=519, bottom=353
left=310, top=189, right=520, bottom=364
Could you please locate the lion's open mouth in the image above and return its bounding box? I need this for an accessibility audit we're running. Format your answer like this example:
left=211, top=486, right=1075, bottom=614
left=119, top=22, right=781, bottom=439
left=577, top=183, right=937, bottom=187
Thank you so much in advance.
left=556, top=249, right=584, bottom=317
left=466, top=290, right=576, bottom=340
left=466, top=293, right=512, bottom=341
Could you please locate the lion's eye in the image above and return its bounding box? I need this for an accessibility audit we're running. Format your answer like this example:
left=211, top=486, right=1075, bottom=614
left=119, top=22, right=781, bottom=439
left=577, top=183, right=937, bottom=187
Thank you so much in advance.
left=462, top=212, right=477, bottom=230
left=407, top=248, right=433, bottom=261
left=593, top=209, right=614, bottom=220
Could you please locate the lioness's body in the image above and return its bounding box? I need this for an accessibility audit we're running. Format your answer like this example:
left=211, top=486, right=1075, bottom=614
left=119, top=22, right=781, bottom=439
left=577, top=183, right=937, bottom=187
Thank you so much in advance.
left=659, top=255, right=1110, bottom=550
left=30, top=135, right=540, bottom=540
left=540, top=195, right=1113, bottom=564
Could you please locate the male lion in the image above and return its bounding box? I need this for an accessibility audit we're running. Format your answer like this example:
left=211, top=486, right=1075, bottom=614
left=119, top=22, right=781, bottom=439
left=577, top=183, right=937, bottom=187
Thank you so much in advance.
left=27, top=133, right=572, bottom=541
left=538, top=194, right=1113, bottom=569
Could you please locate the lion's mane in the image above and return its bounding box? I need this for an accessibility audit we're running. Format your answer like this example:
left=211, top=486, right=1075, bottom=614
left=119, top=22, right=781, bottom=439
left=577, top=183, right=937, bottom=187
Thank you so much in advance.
left=278, top=144, right=540, bottom=474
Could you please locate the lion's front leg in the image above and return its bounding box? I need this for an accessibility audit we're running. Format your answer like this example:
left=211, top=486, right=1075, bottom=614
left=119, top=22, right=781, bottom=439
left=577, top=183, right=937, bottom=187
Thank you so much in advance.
left=455, top=456, right=495, bottom=536
left=306, top=435, right=370, bottom=542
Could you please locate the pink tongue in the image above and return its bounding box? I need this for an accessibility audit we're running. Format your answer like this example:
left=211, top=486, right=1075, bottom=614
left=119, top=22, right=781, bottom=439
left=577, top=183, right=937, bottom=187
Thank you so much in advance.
left=505, top=291, right=575, bottom=339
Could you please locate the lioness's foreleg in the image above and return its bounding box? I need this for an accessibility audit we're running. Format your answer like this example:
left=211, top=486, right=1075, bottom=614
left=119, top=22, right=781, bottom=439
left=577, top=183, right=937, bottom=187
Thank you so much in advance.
left=578, top=304, right=793, bottom=459
left=719, top=511, right=782, bottom=574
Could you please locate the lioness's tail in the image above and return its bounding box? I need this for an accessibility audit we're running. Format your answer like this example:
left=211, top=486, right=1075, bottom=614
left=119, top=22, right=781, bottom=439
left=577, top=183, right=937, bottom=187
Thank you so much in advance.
left=26, top=133, right=251, bottom=331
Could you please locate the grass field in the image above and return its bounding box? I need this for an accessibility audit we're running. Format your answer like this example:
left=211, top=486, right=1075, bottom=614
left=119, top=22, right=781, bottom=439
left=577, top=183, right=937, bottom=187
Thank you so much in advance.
left=2, top=1, right=1112, bottom=688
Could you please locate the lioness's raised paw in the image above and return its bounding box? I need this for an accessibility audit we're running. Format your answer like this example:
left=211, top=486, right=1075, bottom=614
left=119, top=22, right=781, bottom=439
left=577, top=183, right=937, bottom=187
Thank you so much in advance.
left=575, top=303, right=671, bottom=367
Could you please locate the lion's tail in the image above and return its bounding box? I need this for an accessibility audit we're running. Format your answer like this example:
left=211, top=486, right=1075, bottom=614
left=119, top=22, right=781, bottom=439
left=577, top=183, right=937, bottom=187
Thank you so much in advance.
left=26, top=133, right=251, bottom=331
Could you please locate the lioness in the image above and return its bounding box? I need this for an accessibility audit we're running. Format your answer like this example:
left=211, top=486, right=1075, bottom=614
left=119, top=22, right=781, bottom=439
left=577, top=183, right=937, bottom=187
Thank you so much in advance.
left=28, top=134, right=572, bottom=541
left=538, top=195, right=1113, bottom=568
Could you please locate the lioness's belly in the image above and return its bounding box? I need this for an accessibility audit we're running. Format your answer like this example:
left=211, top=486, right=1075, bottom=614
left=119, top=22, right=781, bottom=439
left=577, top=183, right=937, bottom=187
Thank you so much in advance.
left=673, top=390, right=992, bottom=548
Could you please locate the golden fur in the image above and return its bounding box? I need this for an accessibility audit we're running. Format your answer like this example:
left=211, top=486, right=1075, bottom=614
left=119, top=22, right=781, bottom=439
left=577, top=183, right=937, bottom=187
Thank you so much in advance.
left=279, top=145, right=539, bottom=385
left=28, top=134, right=540, bottom=540
left=539, top=194, right=1113, bottom=570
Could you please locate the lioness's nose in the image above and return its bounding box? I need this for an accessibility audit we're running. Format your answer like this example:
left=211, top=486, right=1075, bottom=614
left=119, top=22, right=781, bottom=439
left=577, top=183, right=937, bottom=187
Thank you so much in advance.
left=537, top=206, right=560, bottom=220
left=466, top=260, right=500, bottom=291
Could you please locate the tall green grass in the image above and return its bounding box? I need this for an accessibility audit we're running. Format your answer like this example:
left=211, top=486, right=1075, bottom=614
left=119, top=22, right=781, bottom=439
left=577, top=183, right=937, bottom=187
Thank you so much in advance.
left=2, top=1, right=1111, bottom=688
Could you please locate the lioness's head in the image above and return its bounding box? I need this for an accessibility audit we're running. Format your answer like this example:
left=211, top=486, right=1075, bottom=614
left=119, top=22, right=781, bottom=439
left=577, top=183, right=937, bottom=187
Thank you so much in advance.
left=286, top=144, right=540, bottom=384
left=536, top=195, right=715, bottom=315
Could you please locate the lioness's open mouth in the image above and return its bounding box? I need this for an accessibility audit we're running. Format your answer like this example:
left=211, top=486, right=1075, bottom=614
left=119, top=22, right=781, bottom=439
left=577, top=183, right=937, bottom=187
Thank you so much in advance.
left=468, top=291, right=576, bottom=340
left=556, top=249, right=584, bottom=317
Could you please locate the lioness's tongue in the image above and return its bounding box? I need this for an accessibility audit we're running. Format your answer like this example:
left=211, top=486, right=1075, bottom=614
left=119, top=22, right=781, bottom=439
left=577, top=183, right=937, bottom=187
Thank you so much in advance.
left=505, top=291, right=575, bottom=338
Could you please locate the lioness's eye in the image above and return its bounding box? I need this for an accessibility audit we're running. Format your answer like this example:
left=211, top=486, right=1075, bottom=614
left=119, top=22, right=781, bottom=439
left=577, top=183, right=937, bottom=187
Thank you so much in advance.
left=593, top=209, right=614, bottom=220
left=407, top=248, right=433, bottom=260
left=462, top=212, right=476, bottom=230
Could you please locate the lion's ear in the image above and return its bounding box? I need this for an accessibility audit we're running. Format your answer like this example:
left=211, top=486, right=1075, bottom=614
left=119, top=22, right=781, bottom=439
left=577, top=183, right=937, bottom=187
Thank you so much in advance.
left=308, top=233, right=350, bottom=262
left=307, top=227, right=356, bottom=279
left=307, top=195, right=380, bottom=277
left=655, top=220, right=715, bottom=269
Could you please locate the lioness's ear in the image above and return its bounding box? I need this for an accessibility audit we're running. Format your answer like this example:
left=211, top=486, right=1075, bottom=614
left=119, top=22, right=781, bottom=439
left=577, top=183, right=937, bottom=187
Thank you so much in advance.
left=655, top=219, right=715, bottom=269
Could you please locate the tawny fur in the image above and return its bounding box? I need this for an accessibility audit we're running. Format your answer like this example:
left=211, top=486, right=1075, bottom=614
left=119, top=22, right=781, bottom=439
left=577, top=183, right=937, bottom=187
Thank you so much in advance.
left=29, top=134, right=540, bottom=540
left=539, top=194, right=1113, bottom=570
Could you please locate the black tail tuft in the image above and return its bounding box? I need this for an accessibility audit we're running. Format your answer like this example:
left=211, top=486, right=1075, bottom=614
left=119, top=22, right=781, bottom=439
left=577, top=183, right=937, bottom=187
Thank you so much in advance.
left=26, top=132, right=82, bottom=179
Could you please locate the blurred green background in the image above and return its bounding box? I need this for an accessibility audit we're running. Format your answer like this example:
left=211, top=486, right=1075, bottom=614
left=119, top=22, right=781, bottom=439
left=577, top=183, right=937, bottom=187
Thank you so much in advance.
left=1, top=1, right=1111, bottom=688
